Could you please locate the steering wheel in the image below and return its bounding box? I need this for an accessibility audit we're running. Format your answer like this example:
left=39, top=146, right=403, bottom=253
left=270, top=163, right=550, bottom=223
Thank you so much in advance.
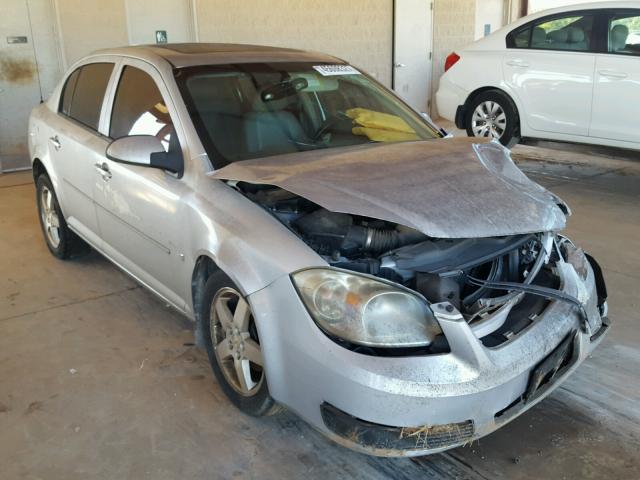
left=311, top=111, right=352, bottom=142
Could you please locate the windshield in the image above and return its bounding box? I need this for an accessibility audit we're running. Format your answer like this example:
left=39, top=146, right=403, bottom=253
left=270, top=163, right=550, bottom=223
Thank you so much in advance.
left=175, top=62, right=441, bottom=168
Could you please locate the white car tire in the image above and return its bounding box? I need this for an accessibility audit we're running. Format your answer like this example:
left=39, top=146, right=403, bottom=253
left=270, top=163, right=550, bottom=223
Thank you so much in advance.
left=465, top=90, right=520, bottom=148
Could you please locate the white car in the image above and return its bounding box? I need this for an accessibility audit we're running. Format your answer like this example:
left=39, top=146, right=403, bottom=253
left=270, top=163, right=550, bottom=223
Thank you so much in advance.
left=436, top=1, right=640, bottom=149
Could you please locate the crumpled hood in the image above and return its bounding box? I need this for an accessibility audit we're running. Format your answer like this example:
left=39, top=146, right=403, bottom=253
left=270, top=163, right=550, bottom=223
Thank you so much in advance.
left=210, top=137, right=566, bottom=238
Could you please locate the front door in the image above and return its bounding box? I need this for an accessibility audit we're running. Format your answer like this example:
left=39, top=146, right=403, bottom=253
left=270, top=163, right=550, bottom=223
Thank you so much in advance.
left=393, top=0, right=434, bottom=113
left=94, top=60, right=189, bottom=309
left=504, top=11, right=597, bottom=136
left=590, top=10, right=640, bottom=143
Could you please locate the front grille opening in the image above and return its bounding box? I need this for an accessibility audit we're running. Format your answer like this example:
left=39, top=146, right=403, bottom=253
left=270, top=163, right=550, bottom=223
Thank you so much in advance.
left=321, top=402, right=474, bottom=452
left=480, top=268, right=559, bottom=347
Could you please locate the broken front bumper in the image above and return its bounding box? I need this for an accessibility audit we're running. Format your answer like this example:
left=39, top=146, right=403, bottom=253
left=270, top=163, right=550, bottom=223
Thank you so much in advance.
left=249, top=247, right=608, bottom=457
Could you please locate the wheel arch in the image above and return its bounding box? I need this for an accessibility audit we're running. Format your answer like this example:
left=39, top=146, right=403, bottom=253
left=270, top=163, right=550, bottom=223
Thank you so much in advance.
left=463, top=86, right=523, bottom=143
left=464, top=86, right=521, bottom=124
left=191, top=253, right=222, bottom=348
left=32, top=158, right=47, bottom=182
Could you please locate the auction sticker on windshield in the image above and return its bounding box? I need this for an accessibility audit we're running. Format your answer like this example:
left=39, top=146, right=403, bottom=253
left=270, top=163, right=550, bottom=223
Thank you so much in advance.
left=313, top=65, right=360, bottom=76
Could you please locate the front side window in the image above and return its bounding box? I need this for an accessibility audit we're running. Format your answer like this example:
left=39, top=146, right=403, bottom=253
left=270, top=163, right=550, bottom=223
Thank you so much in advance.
left=110, top=66, right=177, bottom=152
left=509, top=13, right=594, bottom=51
left=608, top=12, right=640, bottom=55
left=175, top=62, right=440, bottom=167
left=59, top=63, right=114, bottom=131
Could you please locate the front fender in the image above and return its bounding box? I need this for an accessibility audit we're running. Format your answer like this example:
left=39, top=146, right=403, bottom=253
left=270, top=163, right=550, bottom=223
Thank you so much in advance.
left=185, top=177, right=325, bottom=301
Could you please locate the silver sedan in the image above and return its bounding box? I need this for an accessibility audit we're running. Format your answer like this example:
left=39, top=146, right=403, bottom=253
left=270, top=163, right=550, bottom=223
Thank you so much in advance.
left=28, top=43, right=609, bottom=456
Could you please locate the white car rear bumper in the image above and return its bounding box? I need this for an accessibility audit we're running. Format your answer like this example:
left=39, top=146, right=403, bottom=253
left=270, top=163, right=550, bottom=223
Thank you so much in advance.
left=436, top=76, right=468, bottom=125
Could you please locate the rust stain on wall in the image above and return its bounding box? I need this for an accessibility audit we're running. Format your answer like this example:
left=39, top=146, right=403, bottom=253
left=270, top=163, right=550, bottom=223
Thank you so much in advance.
left=0, top=55, right=36, bottom=85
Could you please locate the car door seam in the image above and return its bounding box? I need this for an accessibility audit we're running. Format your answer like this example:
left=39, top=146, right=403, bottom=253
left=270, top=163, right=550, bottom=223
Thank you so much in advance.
left=93, top=200, right=171, bottom=255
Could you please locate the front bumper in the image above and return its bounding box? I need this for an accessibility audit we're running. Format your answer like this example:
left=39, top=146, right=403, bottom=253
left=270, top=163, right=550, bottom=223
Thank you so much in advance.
left=248, top=247, right=608, bottom=457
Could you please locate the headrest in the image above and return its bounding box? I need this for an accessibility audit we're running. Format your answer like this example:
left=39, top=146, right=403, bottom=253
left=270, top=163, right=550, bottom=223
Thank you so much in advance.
left=187, top=75, right=244, bottom=115
left=611, top=24, right=630, bottom=49
left=567, top=27, right=585, bottom=43
left=532, top=26, right=547, bottom=45
left=548, top=29, right=569, bottom=43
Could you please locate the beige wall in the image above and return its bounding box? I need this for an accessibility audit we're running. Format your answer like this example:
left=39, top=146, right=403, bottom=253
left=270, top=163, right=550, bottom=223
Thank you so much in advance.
left=432, top=0, right=476, bottom=114
left=195, top=0, right=393, bottom=86
left=475, top=0, right=506, bottom=40
left=50, top=0, right=393, bottom=86
left=53, top=0, right=128, bottom=67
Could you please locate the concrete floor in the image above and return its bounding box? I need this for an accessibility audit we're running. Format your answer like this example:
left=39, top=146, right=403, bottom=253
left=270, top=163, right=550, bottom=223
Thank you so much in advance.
left=1, top=145, right=639, bottom=479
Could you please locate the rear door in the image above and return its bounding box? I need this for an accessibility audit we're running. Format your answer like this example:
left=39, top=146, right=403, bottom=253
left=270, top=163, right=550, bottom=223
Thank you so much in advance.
left=504, top=11, right=597, bottom=136
left=50, top=60, right=116, bottom=244
left=589, top=9, right=640, bottom=143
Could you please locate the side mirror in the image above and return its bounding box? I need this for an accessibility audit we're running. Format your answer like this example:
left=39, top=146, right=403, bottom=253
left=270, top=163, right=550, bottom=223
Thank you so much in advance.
left=421, top=112, right=450, bottom=138
left=106, top=135, right=183, bottom=175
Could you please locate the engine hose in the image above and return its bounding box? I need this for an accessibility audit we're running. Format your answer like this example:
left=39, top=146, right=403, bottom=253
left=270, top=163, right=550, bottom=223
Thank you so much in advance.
left=364, top=228, right=401, bottom=252
left=347, top=226, right=424, bottom=253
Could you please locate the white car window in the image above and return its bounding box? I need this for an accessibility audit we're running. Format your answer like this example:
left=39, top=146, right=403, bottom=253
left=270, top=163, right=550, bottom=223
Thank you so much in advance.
left=509, top=13, right=594, bottom=52
left=609, top=13, right=640, bottom=55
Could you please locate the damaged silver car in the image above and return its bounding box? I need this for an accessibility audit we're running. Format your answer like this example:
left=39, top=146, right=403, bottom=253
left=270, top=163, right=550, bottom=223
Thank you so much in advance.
left=28, top=44, right=609, bottom=456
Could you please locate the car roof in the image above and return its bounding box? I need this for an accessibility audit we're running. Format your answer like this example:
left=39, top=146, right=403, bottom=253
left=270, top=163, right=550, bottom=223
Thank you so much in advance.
left=524, top=1, right=639, bottom=19
left=92, top=43, right=342, bottom=68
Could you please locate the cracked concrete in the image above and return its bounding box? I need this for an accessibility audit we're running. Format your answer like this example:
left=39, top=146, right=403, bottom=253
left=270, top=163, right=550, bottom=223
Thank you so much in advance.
left=1, top=146, right=639, bottom=479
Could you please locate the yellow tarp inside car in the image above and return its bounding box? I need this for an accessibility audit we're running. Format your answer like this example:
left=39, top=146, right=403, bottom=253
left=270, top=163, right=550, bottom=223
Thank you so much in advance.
left=346, top=107, right=419, bottom=142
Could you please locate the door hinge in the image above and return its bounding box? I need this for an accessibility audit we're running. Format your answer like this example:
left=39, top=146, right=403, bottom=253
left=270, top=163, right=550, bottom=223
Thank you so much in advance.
left=429, top=51, right=432, bottom=60
left=430, top=2, right=434, bottom=11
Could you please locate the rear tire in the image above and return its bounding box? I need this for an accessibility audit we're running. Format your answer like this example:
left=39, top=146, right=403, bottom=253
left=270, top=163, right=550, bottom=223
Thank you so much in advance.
left=201, top=270, right=278, bottom=416
left=35, top=174, right=88, bottom=259
left=465, top=90, right=520, bottom=148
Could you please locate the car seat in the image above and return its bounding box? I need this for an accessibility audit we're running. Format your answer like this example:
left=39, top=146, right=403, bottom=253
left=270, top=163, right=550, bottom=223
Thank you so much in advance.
left=611, top=24, right=630, bottom=52
left=244, top=94, right=308, bottom=156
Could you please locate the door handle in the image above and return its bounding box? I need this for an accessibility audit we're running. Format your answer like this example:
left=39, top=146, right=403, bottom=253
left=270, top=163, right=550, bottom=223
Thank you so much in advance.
left=49, top=135, right=62, bottom=151
left=394, top=63, right=407, bottom=68
left=94, top=162, right=112, bottom=181
left=598, top=70, right=628, bottom=80
left=506, top=60, right=530, bottom=68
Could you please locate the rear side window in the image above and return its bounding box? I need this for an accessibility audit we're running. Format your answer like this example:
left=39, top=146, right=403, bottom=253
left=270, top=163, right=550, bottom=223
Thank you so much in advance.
left=60, top=68, right=79, bottom=116
left=608, top=12, right=640, bottom=55
left=109, top=66, right=177, bottom=152
left=59, top=63, right=114, bottom=131
left=508, top=13, right=595, bottom=52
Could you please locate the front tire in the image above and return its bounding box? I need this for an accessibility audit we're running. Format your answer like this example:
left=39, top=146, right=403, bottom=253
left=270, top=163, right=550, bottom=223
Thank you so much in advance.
left=465, top=90, right=520, bottom=148
left=201, top=270, right=277, bottom=416
left=35, top=174, right=87, bottom=259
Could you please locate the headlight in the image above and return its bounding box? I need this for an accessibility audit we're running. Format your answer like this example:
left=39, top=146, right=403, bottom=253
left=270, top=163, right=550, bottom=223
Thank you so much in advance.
left=292, top=268, right=441, bottom=348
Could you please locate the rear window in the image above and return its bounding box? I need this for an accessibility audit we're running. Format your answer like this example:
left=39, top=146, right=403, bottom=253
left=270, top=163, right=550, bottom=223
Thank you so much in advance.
left=508, top=13, right=595, bottom=52
left=608, top=12, right=640, bottom=55
left=59, top=63, right=114, bottom=131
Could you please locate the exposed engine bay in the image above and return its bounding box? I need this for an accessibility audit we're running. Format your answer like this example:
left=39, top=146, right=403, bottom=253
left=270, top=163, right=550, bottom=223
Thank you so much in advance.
left=239, top=183, right=571, bottom=348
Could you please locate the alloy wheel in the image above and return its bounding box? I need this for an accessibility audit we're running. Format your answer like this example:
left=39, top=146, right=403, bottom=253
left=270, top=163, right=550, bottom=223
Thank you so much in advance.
left=40, top=185, right=61, bottom=248
left=210, top=287, right=264, bottom=396
left=471, top=101, right=507, bottom=139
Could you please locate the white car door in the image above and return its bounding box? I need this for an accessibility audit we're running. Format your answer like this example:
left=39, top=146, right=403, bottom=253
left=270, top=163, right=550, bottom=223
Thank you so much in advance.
left=504, top=11, right=597, bottom=136
left=590, top=10, right=640, bottom=143
left=48, top=60, right=116, bottom=244
left=93, top=59, right=190, bottom=310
